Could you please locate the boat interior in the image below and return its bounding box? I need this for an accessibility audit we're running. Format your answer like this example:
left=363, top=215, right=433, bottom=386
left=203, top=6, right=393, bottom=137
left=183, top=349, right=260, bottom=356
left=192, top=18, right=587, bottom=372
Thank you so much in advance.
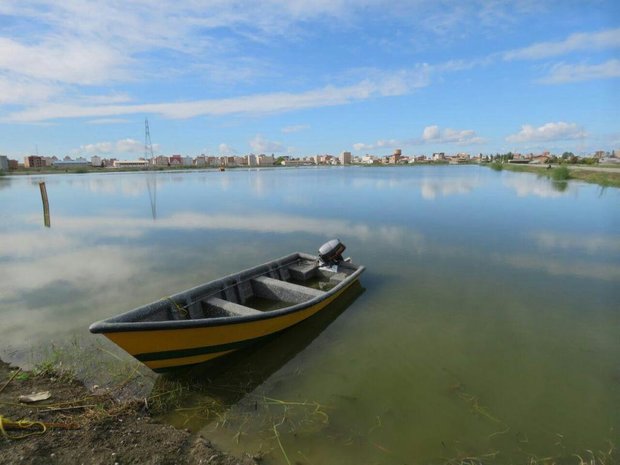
left=123, top=253, right=360, bottom=323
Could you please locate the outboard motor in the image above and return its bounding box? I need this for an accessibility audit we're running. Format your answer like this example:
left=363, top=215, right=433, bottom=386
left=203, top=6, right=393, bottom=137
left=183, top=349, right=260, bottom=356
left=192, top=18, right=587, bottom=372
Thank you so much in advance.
left=318, top=239, right=346, bottom=268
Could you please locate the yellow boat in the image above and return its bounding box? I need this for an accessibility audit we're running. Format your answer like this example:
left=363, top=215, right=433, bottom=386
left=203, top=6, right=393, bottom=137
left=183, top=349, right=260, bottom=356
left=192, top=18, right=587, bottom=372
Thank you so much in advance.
left=89, top=240, right=365, bottom=372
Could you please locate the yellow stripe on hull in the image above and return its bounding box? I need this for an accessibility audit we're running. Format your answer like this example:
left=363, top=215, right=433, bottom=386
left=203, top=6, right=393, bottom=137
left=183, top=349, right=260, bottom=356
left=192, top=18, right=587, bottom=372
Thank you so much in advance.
left=104, top=280, right=355, bottom=370
left=144, top=350, right=237, bottom=371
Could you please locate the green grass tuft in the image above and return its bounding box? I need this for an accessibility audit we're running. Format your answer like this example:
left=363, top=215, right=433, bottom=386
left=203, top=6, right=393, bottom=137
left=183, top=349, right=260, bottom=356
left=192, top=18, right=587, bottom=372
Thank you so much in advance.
left=551, top=166, right=570, bottom=181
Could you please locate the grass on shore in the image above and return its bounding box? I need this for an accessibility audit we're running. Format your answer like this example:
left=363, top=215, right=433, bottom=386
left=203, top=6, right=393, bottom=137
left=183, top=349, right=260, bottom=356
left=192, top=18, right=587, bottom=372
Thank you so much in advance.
left=492, top=163, right=620, bottom=188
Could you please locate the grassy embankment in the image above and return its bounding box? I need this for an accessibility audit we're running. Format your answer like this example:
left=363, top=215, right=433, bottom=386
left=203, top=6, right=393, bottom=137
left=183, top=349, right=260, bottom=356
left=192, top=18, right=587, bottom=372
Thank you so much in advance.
left=489, top=162, right=620, bottom=188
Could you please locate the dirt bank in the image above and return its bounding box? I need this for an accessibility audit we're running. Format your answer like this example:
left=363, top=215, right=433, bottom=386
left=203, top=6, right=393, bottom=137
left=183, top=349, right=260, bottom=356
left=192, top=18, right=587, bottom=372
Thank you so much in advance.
left=0, top=361, right=258, bottom=465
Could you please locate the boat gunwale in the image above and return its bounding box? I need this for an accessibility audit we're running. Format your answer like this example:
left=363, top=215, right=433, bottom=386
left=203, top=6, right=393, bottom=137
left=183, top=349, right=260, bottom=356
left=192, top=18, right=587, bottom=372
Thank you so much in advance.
left=89, top=252, right=365, bottom=334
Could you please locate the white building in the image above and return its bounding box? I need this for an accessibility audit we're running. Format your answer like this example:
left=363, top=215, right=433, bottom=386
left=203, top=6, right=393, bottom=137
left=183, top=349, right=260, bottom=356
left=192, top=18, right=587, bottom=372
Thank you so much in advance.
left=247, top=154, right=258, bottom=166
left=113, top=160, right=149, bottom=168
left=182, top=156, right=193, bottom=166
left=91, top=155, right=102, bottom=167
left=0, top=155, right=8, bottom=171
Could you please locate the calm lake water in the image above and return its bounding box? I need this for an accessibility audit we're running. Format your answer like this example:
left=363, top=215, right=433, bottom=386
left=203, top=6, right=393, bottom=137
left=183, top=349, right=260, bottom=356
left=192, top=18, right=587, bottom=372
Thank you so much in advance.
left=1, top=166, right=619, bottom=464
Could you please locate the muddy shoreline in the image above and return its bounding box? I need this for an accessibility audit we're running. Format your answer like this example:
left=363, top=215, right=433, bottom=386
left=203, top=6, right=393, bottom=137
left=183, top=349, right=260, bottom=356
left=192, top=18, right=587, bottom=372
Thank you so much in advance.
left=0, top=361, right=258, bottom=465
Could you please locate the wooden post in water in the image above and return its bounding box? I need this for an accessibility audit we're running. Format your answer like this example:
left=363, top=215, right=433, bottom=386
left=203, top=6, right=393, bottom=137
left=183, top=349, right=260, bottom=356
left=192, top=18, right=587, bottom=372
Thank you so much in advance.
left=39, top=181, right=51, bottom=227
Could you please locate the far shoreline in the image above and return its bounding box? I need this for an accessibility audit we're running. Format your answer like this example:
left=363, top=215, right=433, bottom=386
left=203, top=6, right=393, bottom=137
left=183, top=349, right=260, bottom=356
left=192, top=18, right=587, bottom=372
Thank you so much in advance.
left=2, top=161, right=619, bottom=188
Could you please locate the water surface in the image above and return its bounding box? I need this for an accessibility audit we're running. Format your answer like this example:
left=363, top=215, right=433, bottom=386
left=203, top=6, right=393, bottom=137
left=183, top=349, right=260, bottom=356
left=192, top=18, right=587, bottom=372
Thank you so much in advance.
left=1, top=166, right=618, bottom=464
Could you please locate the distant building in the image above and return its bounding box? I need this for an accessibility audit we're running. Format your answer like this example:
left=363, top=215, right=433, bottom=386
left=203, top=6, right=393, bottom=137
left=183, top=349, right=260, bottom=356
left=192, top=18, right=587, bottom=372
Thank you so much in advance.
left=91, top=156, right=102, bottom=167
left=0, top=155, right=8, bottom=171
left=53, top=158, right=91, bottom=168
left=247, top=154, right=258, bottom=166
left=339, top=151, right=352, bottom=165
left=24, top=156, right=43, bottom=168
left=600, top=152, right=620, bottom=164
left=206, top=156, right=219, bottom=167
left=259, top=154, right=275, bottom=166
left=281, top=159, right=307, bottom=166
left=432, top=152, right=445, bottom=161
left=154, top=155, right=169, bottom=166
left=113, top=160, right=149, bottom=168
left=169, top=155, right=183, bottom=166
left=388, top=149, right=402, bottom=164
left=182, top=156, right=193, bottom=166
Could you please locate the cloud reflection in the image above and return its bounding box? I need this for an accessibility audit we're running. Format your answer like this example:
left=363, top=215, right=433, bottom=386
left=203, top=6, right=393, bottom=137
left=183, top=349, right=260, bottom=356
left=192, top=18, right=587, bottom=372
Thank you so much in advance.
left=420, top=178, right=480, bottom=199
left=503, top=175, right=574, bottom=198
left=15, top=211, right=412, bottom=244
left=530, top=231, right=620, bottom=254
left=496, top=253, right=620, bottom=282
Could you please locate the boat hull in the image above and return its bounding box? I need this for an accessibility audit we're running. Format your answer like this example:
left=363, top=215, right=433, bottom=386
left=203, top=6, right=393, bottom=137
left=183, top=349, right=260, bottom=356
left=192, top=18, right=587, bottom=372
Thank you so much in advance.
left=96, top=262, right=362, bottom=372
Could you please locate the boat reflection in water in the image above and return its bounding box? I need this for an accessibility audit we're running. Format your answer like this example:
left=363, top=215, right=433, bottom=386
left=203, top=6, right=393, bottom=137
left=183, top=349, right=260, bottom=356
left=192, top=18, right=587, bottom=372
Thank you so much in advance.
left=153, top=281, right=365, bottom=430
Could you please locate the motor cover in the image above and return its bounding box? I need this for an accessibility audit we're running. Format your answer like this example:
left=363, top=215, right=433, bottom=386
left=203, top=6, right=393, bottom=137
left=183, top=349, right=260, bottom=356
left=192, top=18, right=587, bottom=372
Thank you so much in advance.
left=318, top=239, right=346, bottom=265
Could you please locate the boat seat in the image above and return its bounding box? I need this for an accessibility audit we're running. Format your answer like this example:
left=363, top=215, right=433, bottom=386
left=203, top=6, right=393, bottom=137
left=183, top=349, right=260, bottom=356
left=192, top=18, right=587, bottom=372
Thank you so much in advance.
left=251, top=275, right=324, bottom=304
left=205, top=297, right=262, bottom=317
left=288, top=262, right=318, bottom=280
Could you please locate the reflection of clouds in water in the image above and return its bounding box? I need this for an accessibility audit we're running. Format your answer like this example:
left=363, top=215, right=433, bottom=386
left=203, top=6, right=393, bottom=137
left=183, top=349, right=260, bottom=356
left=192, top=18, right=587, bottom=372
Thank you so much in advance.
left=530, top=231, right=620, bottom=254
left=495, top=253, right=620, bottom=282
left=85, top=176, right=148, bottom=197
left=387, top=238, right=619, bottom=282
left=350, top=177, right=408, bottom=190
left=420, top=178, right=480, bottom=200
left=0, top=242, right=151, bottom=353
left=0, top=231, right=74, bottom=258
left=249, top=171, right=266, bottom=196
left=1, top=245, right=147, bottom=301
left=503, top=176, right=573, bottom=198
left=17, top=211, right=415, bottom=244
left=0, top=178, right=13, bottom=190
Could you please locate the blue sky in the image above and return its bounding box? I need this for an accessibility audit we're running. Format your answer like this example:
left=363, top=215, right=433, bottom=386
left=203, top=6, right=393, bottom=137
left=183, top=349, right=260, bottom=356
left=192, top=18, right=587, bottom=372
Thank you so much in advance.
left=0, top=0, right=618, bottom=158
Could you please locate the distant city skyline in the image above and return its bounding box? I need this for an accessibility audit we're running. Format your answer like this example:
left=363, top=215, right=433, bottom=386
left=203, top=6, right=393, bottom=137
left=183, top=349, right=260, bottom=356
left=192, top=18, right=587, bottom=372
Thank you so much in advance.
left=0, top=1, right=618, bottom=158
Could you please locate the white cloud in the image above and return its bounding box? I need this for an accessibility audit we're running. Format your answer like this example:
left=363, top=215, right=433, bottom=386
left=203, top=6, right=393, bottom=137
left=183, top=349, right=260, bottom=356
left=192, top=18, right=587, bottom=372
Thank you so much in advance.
left=0, top=37, right=130, bottom=85
left=504, top=28, right=620, bottom=60
left=353, top=125, right=485, bottom=151
left=538, top=59, right=620, bottom=84
left=353, top=139, right=401, bottom=151
left=250, top=135, right=285, bottom=153
left=5, top=74, right=432, bottom=123
left=421, top=125, right=485, bottom=145
left=79, top=138, right=159, bottom=155
left=506, top=122, right=587, bottom=143
left=86, top=118, right=132, bottom=125
left=116, top=138, right=145, bottom=153
left=442, top=128, right=485, bottom=145
left=0, top=76, right=59, bottom=105
left=218, top=143, right=237, bottom=155
left=282, top=124, right=310, bottom=133
left=422, top=125, right=440, bottom=141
